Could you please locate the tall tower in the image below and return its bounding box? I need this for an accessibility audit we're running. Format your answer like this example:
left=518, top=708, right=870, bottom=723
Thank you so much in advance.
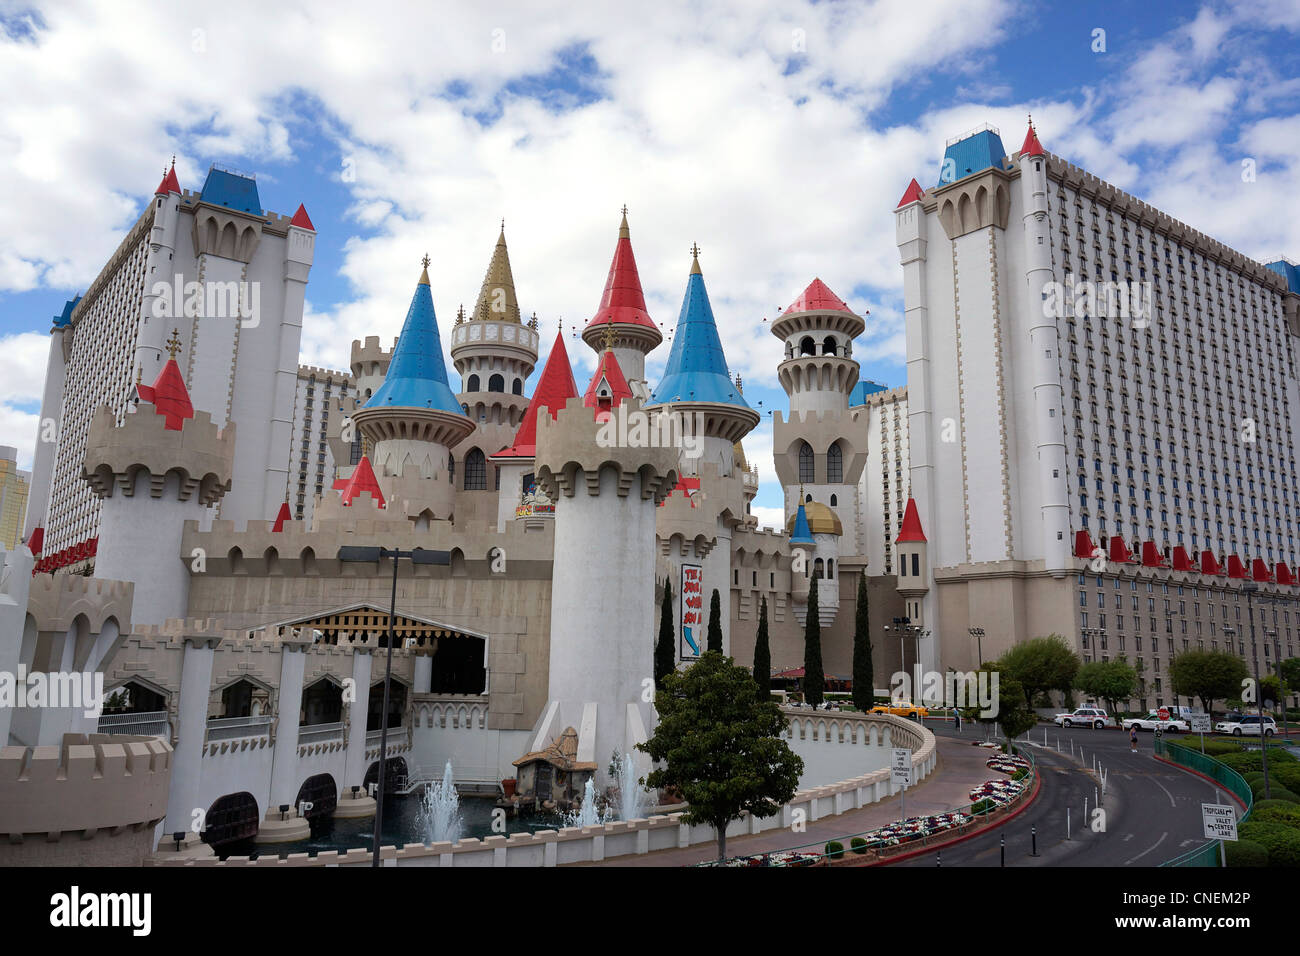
left=580, top=209, right=662, bottom=386
left=83, top=334, right=234, bottom=627
left=351, top=258, right=475, bottom=519
left=1018, top=120, right=1069, bottom=576
left=649, top=247, right=758, bottom=656
left=771, top=279, right=870, bottom=554
left=134, top=160, right=183, bottom=385
left=532, top=389, right=679, bottom=782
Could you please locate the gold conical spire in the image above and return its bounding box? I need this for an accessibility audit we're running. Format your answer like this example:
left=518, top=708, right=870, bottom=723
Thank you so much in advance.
left=618, top=204, right=629, bottom=239
left=472, top=224, right=521, bottom=322
left=419, top=253, right=431, bottom=286
left=689, top=242, right=702, bottom=275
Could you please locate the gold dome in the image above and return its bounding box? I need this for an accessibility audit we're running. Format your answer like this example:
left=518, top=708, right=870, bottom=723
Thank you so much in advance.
left=785, top=500, right=843, bottom=536
left=733, top=441, right=748, bottom=470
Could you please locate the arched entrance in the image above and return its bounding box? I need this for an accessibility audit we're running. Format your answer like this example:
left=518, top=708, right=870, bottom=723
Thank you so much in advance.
left=202, top=791, right=260, bottom=846
left=294, top=773, right=338, bottom=822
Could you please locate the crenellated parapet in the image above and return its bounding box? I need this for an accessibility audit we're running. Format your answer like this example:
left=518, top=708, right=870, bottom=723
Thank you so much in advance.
left=26, top=573, right=134, bottom=636
left=534, top=396, right=680, bottom=502
left=81, top=405, right=234, bottom=505
left=0, top=734, right=172, bottom=865
left=656, top=461, right=748, bottom=555
left=772, top=407, right=870, bottom=486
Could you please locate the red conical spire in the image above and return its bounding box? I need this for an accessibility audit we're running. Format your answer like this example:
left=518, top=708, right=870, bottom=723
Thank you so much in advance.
left=783, top=277, right=852, bottom=315
left=1020, top=118, right=1045, bottom=158
left=289, top=203, right=315, bottom=231
left=584, top=209, right=656, bottom=332
left=896, top=178, right=925, bottom=208
left=495, top=330, right=580, bottom=458
left=332, top=455, right=385, bottom=507
left=896, top=497, right=927, bottom=543
left=155, top=158, right=181, bottom=196
left=136, top=330, right=194, bottom=430
left=271, top=501, right=292, bottom=532
left=583, top=343, right=632, bottom=422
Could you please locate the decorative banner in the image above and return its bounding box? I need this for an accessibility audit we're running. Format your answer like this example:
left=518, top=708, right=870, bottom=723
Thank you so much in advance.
left=679, top=564, right=703, bottom=660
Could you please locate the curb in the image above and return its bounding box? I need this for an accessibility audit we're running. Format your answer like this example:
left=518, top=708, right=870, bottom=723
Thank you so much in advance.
left=1152, top=755, right=1249, bottom=811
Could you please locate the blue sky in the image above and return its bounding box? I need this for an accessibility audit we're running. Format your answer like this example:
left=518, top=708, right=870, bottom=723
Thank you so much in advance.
left=2, top=0, right=1298, bottom=528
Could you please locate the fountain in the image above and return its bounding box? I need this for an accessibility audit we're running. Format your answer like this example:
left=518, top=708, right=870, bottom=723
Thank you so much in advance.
left=563, top=778, right=612, bottom=828
left=615, top=752, right=652, bottom=821
left=419, top=761, right=463, bottom=844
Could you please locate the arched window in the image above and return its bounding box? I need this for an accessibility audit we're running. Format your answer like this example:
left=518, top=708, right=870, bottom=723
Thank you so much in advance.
left=798, top=441, right=815, bottom=483
left=799, top=336, right=816, bottom=356
left=464, top=449, right=486, bottom=490
left=448, top=455, right=456, bottom=480
left=830, top=494, right=838, bottom=506
left=827, top=442, right=843, bottom=483
left=813, top=558, right=824, bottom=579
left=827, top=559, right=834, bottom=578
left=488, top=374, right=505, bottom=393
left=512, top=378, right=523, bottom=395
left=821, top=335, right=837, bottom=356
left=467, top=374, right=480, bottom=392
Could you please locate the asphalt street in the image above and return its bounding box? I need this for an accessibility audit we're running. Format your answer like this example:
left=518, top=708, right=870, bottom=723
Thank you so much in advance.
left=897, top=724, right=1241, bottom=867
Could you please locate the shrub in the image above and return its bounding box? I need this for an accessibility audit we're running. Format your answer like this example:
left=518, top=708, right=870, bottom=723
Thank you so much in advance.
left=1225, top=839, right=1270, bottom=867
left=1273, top=765, right=1300, bottom=793
left=1239, top=821, right=1300, bottom=867
left=825, top=841, right=844, bottom=859
left=1012, top=768, right=1029, bottom=781
left=971, top=798, right=996, bottom=815
left=1243, top=771, right=1267, bottom=786
left=850, top=837, right=868, bottom=855
left=1250, top=802, right=1300, bottom=827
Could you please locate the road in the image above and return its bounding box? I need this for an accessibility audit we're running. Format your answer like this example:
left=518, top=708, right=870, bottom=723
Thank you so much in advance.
left=897, top=724, right=1240, bottom=867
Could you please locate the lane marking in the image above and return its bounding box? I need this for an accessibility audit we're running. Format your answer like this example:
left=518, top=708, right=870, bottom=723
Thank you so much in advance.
left=1125, top=831, right=1167, bottom=865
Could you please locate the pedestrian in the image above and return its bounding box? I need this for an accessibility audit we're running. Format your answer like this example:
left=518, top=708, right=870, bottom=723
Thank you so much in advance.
left=1130, top=725, right=1138, bottom=753
left=954, top=709, right=962, bottom=733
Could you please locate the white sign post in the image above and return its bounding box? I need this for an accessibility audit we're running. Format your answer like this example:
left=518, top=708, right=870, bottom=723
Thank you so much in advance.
left=1191, top=714, right=1212, bottom=754
left=892, top=747, right=913, bottom=821
left=1201, top=802, right=1238, bottom=868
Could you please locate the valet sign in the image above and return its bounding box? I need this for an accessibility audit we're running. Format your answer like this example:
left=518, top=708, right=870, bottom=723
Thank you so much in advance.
left=680, top=564, right=703, bottom=660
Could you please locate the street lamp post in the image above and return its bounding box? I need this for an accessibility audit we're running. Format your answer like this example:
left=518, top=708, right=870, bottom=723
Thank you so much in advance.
left=969, top=626, right=985, bottom=668
left=1242, top=582, right=1271, bottom=800
left=338, top=545, right=449, bottom=866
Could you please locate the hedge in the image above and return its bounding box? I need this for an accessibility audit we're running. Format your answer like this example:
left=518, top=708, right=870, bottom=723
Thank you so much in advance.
left=1238, top=821, right=1300, bottom=867
left=850, top=837, right=868, bottom=855
left=825, top=841, right=845, bottom=859
left=1225, top=839, right=1270, bottom=867
left=1250, top=802, right=1300, bottom=827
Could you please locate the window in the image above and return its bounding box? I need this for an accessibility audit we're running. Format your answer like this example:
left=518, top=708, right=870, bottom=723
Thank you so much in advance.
left=911, top=553, right=919, bottom=577
left=827, top=442, right=843, bottom=483
left=798, top=441, right=814, bottom=483
left=464, top=450, right=486, bottom=490
left=488, top=374, right=505, bottom=393
left=467, top=374, right=480, bottom=392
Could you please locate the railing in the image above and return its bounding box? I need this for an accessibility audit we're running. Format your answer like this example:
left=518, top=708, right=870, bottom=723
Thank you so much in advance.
left=97, top=710, right=169, bottom=738
left=366, top=726, right=405, bottom=746
left=205, top=715, right=273, bottom=742
left=1156, top=738, right=1253, bottom=867
left=298, top=721, right=345, bottom=745
left=395, top=764, right=502, bottom=795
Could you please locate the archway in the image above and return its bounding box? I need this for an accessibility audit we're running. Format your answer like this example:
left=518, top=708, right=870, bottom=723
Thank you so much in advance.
left=363, top=756, right=408, bottom=793
left=368, top=679, right=407, bottom=730
left=202, top=791, right=260, bottom=846
left=302, top=677, right=343, bottom=726
left=294, top=773, right=338, bottom=823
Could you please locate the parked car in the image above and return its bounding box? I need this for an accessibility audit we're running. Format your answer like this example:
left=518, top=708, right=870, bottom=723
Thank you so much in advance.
left=1122, top=711, right=1189, bottom=733
left=870, top=700, right=928, bottom=720
left=1214, top=714, right=1278, bottom=737
left=1054, top=707, right=1111, bottom=729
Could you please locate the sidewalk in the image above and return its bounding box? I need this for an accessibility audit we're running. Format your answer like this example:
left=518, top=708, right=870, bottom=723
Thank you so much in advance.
left=580, top=727, right=1001, bottom=867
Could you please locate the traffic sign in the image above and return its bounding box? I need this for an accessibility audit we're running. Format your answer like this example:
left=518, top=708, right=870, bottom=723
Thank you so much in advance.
left=1158, top=707, right=1170, bottom=720
left=1201, top=803, right=1238, bottom=841
left=1190, top=714, right=1212, bottom=733
left=891, top=748, right=913, bottom=786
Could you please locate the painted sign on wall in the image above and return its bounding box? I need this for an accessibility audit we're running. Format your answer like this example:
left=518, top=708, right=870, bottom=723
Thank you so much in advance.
left=680, top=564, right=703, bottom=660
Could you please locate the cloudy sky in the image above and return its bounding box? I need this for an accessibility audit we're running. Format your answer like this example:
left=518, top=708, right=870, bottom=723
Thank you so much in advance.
left=2, top=0, right=1298, bottom=527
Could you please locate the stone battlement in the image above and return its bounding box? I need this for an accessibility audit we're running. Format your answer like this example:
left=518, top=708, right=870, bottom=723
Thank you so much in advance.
left=26, top=572, right=134, bottom=635
left=0, top=735, right=172, bottom=842
left=82, top=405, right=235, bottom=506
left=297, top=363, right=353, bottom=385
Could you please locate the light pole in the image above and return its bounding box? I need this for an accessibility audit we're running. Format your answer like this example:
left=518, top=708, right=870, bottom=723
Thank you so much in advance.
left=1242, top=582, right=1271, bottom=799
left=338, top=545, right=449, bottom=866
left=969, top=626, right=985, bottom=668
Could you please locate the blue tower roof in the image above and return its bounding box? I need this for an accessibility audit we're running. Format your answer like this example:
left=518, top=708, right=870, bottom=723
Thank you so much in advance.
left=938, top=128, right=1007, bottom=186
left=648, top=260, right=750, bottom=409
left=789, top=501, right=815, bottom=545
left=52, top=294, right=81, bottom=328
left=849, top=380, right=889, bottom=407
left=364, top=267, right=467, bottom=416
left=199, top=167, right=263, bottom=216
left=1265, top=259, right=1300, bottom=294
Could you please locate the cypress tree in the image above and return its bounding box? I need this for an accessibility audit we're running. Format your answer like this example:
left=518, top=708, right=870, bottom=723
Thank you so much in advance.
left=804, top=574, right=824, bottom=707
left=753, top=596, right=771, bottom=698
left=852, top=573, right=873, bottom=711
left=707, top=588, right=723, bottom=653
left=655, top=577, right=676, bottom=689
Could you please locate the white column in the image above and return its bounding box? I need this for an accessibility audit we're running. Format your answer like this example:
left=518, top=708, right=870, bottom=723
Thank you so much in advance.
left=344, top=647, right=374, bottom=789
left=24, top=333, right=67, bottom=540
left=164, top=635, right=218, bottom=834
left=134, top=191, right=181, bottom=384
left=268, top=640, right=309, bottom=807
left=413, top=654, right=432, bottom=695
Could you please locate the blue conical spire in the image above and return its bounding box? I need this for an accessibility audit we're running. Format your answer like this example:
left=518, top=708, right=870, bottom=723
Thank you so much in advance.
left=648, top=252, right=750, bottom=408
left=789, top=501, right=815, bottom=545
left=365, top=260, right=466, bottom=416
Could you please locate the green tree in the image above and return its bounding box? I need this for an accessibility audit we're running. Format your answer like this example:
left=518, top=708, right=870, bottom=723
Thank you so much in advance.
left=1260, top=674, right=1290, bottom=713
left=967, top=662, right=1036, bottom=744
left=655, top=576, right=676, bottom=690
left=1168, top=650, right=1251, bottom=714
left=753, top=596, right=771, bottom=699
left=707, top=588, right=723, bottom=653
left=1074, top=655, right=1138, bottom=716
left=852, top=573, right=873, bottom=711
left=803, top=574, right=824, bottom=707
left=639, top=651, right=804, bottom=861
left=997, top=635, right=1080, bottom=708
left=1280, top=658, right=1300, bottom=693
